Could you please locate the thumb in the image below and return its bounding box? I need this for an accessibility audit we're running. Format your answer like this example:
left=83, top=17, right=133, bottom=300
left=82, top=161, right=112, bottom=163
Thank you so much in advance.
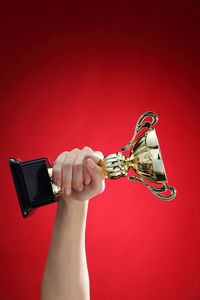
left=85, top=158, right=105, bottom=182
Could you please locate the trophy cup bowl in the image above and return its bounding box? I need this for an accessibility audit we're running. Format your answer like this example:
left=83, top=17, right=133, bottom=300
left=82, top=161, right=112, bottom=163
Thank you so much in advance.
left=9, top=111, right=176, bottom=218
left=101, top=128, right=167, bottom=183
left=131, top=128, right=167, bottom=184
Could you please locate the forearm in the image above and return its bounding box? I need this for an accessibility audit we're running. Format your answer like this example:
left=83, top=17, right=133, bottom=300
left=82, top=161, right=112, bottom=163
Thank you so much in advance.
left=41, top=147, right=105, bottom=300
left=41, top=199, right=90, bottom=300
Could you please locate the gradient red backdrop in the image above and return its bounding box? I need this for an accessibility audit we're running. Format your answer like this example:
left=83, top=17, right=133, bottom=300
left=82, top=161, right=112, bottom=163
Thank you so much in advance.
left=1, top=1, right=200, bottom=299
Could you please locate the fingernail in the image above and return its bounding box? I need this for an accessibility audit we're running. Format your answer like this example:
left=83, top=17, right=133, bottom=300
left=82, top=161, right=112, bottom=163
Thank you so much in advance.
left=64, top=187, right=70, bottom=196
left=84, top=177, right=91, bottom=185
left=87, top=159, right=95, bottom=170
left=55, top=178, right=61, bottom=186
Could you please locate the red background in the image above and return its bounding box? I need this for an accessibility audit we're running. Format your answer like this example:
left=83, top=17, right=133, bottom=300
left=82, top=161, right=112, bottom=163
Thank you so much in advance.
left=1, top=1, right=200, bottom=299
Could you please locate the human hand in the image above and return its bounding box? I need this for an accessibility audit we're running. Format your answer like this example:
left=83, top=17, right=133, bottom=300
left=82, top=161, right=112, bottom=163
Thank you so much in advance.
left=52, top=147, right=105, bottom=202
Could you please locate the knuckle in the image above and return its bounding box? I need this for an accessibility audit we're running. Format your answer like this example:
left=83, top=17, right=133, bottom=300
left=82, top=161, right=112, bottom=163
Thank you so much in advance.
left=60, top=151, right=68, bottom=156
left=95, top=151, right=104, bottom=159
left=74, top=162, right=82, bottom=169
left=73, top=148, right=80, bottom=152
left=53, top=163, right=60, bottom=170
left=56, top=151, right=67, bottom=161
left=53, top=164, right=61, bottom=174
left=53, top=161, right=61, bottom=169
left=84, top=146, right=92, bottom=151
left=63, top=161, right=72, bottom=168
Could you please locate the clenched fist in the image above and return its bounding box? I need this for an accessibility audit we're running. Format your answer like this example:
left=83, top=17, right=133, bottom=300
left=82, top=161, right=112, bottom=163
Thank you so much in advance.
left=52, top=147, right=105, bottom=202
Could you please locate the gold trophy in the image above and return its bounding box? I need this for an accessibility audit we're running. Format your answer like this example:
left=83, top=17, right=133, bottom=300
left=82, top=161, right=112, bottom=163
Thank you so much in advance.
left=9, top=111, right=176, bottom=218
left=99, top=111, right=176, bottom=200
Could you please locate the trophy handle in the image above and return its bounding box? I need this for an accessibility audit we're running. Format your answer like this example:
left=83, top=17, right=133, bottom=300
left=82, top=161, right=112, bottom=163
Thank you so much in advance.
left=121, top=111, right=158, bottom=151
left=128, top=175, right=176, bottom=201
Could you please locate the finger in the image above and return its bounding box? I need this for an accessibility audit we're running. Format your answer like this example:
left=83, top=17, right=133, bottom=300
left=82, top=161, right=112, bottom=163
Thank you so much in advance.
left=85, top=158, right=105, bottom=182
left=52, top=152, right=67, bottom=186
left=83, top=160, right=91, bottom=185
left=82, top=147, right=94, bottom=185
left=72, top=154, right=86, bottom=192
left=85, top=158, right=105, bottom=195
left=82, top=149, right=104, bottom=185
left=84, top=151, right=104, bottom=165
left=62, top=152, right=77, bottom=196
left=83, top=151, right=104, bottom=184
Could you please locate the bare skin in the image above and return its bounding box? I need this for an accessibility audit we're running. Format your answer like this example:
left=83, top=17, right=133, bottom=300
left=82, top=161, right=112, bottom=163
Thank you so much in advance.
left=41, top=147, right=105, bottom=300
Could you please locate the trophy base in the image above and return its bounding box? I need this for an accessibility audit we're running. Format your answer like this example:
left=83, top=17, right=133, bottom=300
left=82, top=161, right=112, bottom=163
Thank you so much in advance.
left=9, top=157, right=56, bottom=218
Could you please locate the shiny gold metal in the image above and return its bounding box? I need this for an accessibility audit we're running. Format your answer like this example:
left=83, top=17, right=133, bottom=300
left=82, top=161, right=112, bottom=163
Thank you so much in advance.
left=47, top=112, right=176, bottom=201
left=98, top=128, right=167, bottom=182
left=48, top=168, right=62, bottom=200
left=99, top=112, right=176, bottom=201
left=130, top=128, right=167, bottom=184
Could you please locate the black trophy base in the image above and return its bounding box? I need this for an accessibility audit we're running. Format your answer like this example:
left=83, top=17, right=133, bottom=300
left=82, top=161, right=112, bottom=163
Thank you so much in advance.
left=9, top=157, right=56, bottom=218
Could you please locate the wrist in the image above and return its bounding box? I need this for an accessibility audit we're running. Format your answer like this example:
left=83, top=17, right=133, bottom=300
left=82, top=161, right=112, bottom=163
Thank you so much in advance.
left=57, top=198, right=89, bottom=217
